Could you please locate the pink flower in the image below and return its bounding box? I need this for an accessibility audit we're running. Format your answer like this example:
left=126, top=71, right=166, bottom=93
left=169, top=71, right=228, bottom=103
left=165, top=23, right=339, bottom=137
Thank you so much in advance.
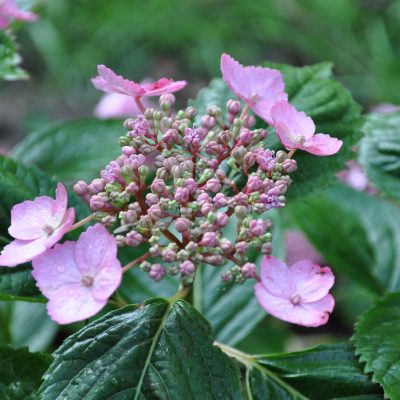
left=271, top=101, right=342, bottom=156
left=0, top=183, right=75, bottom=267
left=220, top=53, right=287, bottom=124
left=92, top=65, right=187, bottom=98
left=0, top=0, right=37, bottom=29
left=255, top=256, right=335, bottom=327
left=32, top=224, right=122, bottom=324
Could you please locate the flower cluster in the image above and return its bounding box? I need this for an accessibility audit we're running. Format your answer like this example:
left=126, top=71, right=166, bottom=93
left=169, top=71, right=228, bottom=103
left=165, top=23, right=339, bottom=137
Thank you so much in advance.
left=0, top=54, right=339, bottom=327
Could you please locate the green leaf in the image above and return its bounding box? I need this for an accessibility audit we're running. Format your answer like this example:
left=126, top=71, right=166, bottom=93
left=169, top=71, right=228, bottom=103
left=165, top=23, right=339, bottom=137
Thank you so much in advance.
left=288, top=184, right=400, bottom=295
left=0, top=345, right=52, bottom=400
left=0, top=155, right=88, bottom=301
left=216, top=343, right=382, bottom=399
left=270, top=62, right=362, bottom=200
left=11, top=118, right=124, bottom=183
left=353, top=292, right=400, bottom=400
left=188, top=78, right=234, bottom=119
left=0, top=32, right=28, bottom=81
left=359, top=112, right=400, bottom=201
left=40, top=298, right=242, bottom=400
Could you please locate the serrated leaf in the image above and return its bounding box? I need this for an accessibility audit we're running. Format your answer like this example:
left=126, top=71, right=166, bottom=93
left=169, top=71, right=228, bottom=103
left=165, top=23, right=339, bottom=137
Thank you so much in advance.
left=0, top=31, right=28, bottom=81
left=0, top=155, right=88, bottom=301
left=353, top=292, right=400, bottom=400
left=288, top=184, right=400, bottom=295
left=217, top=343, right=382, bottom=399
left=359, top=112, right=400, bottom=201
left=11, top=118, right=124, bottom=183
left=40, top=298, right=242, bottom=400
left=0, top=345, right=52, bottom=400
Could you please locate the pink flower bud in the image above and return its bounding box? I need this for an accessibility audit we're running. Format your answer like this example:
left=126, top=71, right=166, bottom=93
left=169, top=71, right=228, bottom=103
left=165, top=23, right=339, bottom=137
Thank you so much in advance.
left=220, top=238, right=233, bottom=252
left=246, top=175, right=262, bottom=192
left=160, top=93, right=176, bottom=105
left=184, top=178, right=197, bottom=194
left=242, top=262, right=257, bottom=279
left=200, top=202, right=214, bottom=215
left=239, top=128, right=253, bottom=144
left=174, top=187, right=190, bottom=203
left=200, top=232, right=218, bottom=247
left=146, top=193, right=159, bottom=205
left=201, top=115, right=215, bottom=129
left=149, top=264, right=165, bottom=282
left=148, top=204, right=163, bottom=220
left=90, top=194, right=107, bottom=211
left=162, top=249, right=177, bottom=262
left=175, top=217, right=190, bottom=233
left=151, top=179, right=166, bottom=194
left=73, top=180, right=89, bottom=196
left=213, top=193, right=228, bottom=208
left=125, top=182, right=139, bottom=194
left=204, top=178, right=221, bottom=193
left=216, top=212, right=229, bottom=227
left=163, top=129, right=179, bottom=144
left=249, top=219, right=266, bottom=236
left=227, top=99, right=241, bottom=115
left=197, top=193, right=212, bottom=206
left=88, top=178, right=105, bottom=194
left=126, top=231, right=144, bottom=246
left=282, top=159, right=297, bottom=173
left=205, top=141, right=220, bottom=155
left=243, top=115, right=256, bottom=128
left=180, top=260, right=195, bottom=275
left=235, top=241, right=248, bottom=254
left=203, top=255, right=224, bottom=265
left=122, top=146, right=136, bottom=156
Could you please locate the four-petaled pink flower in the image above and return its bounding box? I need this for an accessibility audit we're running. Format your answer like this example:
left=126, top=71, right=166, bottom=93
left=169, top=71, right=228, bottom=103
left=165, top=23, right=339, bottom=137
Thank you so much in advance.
left=271, top=101, right=343, bottom=156
left=221, top=53, right=287, bottom=124
left=32, top=224, right=122, bottom=324
left=255, top=256, right=335, bottom=327
left=0, top=183, right=75, bottom=267
left=0, top=0, right=37, bottom=30
left=92, top=65, right=187, bottom=98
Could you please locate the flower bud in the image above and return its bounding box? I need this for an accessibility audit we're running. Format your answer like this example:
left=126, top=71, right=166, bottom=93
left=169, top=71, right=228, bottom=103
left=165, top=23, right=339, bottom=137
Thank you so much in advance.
left=235, top=205, right=248, bottom=219
left=160, top=93, right=176, bottom=106
left=162, top=249, right=177, bottom=262
left=73, top=180, right=89, bottom=196
left=249, top=219, right=266, bottom=236
left=213, top=193, right=228, bottom=208
left=282, top=159, right=297, bottom=173
left=201, top=115, right=215, bottom=129
left=180, top=260, right=196, bottom=276
left=242, top=263, right=257, bottom=279
left=151, top=179, right=166, bottom=194
left=227, top=99, right=241, bottom=115
left=174, top=187, right=190, bottom=203
left=126, top=231, right=144, bottom=246
left=203, top=178, right=221, bottom=193
left=185, top=107, right=197, bottom=120
left=149, top=264, right=165, bottom=282
left=175, top=217, right=191, bottom=233
left=200, top=232, right=218, bottom=247
left=235, top=241, right=248, bottom=254
left=216, top=212, right=229, bottom=227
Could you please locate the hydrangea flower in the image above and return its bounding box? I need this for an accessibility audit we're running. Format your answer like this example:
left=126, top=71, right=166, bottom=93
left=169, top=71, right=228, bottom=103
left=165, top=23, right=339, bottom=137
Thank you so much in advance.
left=271, top=101, right=343, bottom=156
left=220, top=53, right=287, bottom=124
left=0, top=183, right=75, bottom=267
left=92, top=65, right=187, bottom=98
left=255, top=256, right=335, bottom=327
left=0, top=0, right=37, bottom=29
left=32, top=224, right=122, bottom=324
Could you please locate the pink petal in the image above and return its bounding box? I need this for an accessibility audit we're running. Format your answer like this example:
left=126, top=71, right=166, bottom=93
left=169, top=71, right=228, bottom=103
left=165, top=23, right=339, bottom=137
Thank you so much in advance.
left=286, top=294, right=335, bottom=327
left=221, top=53, right=287, bottom=123
left=301, top=133, right=343, bottom=156
left=288, top=260, right=335, bottom=302
left=92, top=65, right=144, bottom=97
left=255, top=283, right=295, bottom=321
left=74, top=224, right=118, bottom=276
left=47, top=286, right=107, bottom=325
left=52, top=183, right=69, bottom=223
left=94, top=93, right=142, bottom=118
left=92, top=259, right=122, bottom=301
left=32, top=242, right=81, bottom=297
left=255, top=284, right=334, bottom=327
left=0, top=237, right=48, bottom=267
left=271, top=101, right=315, bottom=146
left=8, top=196, right=55, bottom=240
left=141, top=78, right=187, bottom=97
left=259, top=256, right=291, bottom=298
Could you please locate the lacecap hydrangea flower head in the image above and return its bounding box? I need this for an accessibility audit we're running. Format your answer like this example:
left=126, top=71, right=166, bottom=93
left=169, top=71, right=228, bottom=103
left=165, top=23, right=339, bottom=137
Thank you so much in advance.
left=0, top=54, right=339, bottom=326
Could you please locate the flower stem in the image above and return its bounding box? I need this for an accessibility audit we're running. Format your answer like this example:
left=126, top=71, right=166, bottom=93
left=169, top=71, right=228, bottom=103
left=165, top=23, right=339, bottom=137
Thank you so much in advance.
left=134, top=96, right=146, bottom=113
left=214, top=341, right=256, bottom=365
left=161, top=229, right=183, bottom=249
left=239, top=105, right=250, bottom=120
left=122, top=252, right=151, bottom=273
left=71, top=214, right=95, bottom=231
left=287, top=149, right=297, bottom=159
left=169, top=283, right=191, bottom=302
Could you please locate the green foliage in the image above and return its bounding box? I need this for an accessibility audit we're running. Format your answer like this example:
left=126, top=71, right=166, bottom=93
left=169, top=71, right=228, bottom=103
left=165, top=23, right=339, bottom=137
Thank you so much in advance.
left=40, top=298, right=242, bottom=400
left=353, top=292, right=400, bottom=399
left=244, top=344, right=382, bottom=399
left=0, top=31, right=28, bottom=81
left=359, top=112, right=400, bottom=201
left=0, top=345, right=51, bottom=400
left=11, top=118, right=123, bottom=183
left=289, top=184, right=400, bottom=295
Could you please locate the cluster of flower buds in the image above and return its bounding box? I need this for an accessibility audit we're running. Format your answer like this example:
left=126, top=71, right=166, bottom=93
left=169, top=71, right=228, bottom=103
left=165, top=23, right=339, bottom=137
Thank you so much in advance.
left=74, top=94, right=297, bottom=285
